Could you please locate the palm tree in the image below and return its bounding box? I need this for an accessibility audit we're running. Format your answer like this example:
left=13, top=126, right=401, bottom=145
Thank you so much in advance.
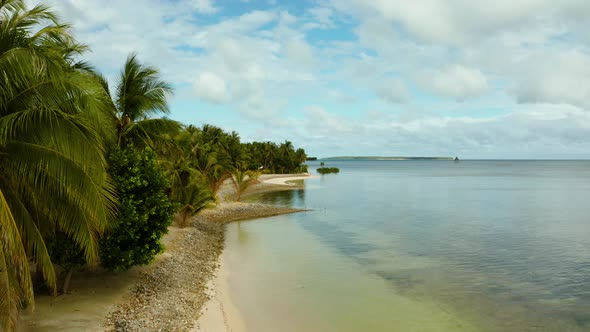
left=231, top=170, right=255, bottom=202
left=106, top=53, right=180, bottom=148
left=295, top=148, right=307, bottom=172
left=0, top=1, right=117, bottom=329
left=202, top=155, right=232, bottom=196
left=262, top=142, right=276, bottom=170
left=193, top=125, right=235, bottom=196
left=175, top=180, right=214, bottom=227
left=223, top=131, right=245, bottom=169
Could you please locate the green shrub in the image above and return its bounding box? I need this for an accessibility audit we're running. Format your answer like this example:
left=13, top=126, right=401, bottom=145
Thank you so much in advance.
left=298, top=164, right=309, bottom=173
left=99, top=146, right=174, bottom=271
left=46, top=232, right=86, bottom=293
left=317, top=167, right=340, bottom=174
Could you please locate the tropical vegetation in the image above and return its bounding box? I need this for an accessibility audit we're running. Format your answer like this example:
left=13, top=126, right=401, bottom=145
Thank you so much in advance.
left=316, top=167, right=340, bottom=174
left=0, top=1, right=117, bottom=329
left=99, top=146, right=174, bottom=272
left=0, top=0, right=308, bottom=329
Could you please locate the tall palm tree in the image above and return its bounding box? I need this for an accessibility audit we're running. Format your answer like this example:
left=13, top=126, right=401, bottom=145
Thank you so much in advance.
left=192, top=125, right=235, bottom=196
left=263, top=142, right=276, bottom=170
left=295, top=148, right=307, bottom=172
left=0, top=1, right=117, bottom=329
left=106, top=53, right=180, bottom=148
left=197, top=148, right=232, bottom=196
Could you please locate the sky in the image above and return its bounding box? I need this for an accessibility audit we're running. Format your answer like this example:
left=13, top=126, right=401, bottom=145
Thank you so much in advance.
left=28, top=0, right=590, bottom=159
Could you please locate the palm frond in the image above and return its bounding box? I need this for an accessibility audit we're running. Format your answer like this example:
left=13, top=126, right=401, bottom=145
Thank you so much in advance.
left=0, top=0, right=26, bottom=14
left=0, top=182, right=57, bottom=295
left=115, top=53, right=173, bottom=121
left=4, top=141, right=117, bottom=262
left=120, top=117, right=180, bottom=148
left=0, top=190, right=33, bottom=331
left=3, top=3, right=59, bottom=31
left=0, top=1, right=119, bottom=328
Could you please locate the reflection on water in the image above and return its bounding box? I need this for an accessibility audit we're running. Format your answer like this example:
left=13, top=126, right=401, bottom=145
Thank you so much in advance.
left=245, top=187, right=305, bottom=207
left=226, top=161, right=590, bottom=331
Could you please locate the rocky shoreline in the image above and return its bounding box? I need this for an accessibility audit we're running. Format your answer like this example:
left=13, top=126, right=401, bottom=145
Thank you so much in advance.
left=105, top=192, right=306, bottom=331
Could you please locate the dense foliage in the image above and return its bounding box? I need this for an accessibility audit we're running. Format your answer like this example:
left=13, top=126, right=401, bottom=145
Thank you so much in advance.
left=45, top=233, right=85, bottom=294
left=99, top=147, right=174, bottom=271
left=162, top=125, right=308, bottom=197
left=0, top=1, right=117, bottom=329
left=0, top=1, right=307, bottom=328
left=317, top=167, right=340, bottom=174
left=242, top=141, right=307, bottom=174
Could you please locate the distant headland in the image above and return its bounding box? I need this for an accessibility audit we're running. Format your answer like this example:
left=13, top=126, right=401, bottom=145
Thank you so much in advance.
left=319, top=156, right=457, bottom=161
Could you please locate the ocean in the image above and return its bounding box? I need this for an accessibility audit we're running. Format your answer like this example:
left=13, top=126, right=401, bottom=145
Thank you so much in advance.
left=224, top=160, right=590, bottom=331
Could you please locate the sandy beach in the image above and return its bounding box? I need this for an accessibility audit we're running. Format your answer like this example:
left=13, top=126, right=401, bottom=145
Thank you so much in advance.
left=190, top=253, right=246, bottom=332
left=257, top=173, right=314, bottom=186
left=18, top=174, right=310, bottom=332
left=191, top=174, right=312, bottom=332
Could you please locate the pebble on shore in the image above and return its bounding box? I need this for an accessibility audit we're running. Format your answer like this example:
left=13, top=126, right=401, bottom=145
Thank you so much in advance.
left=104, top=199, right=305, bottom=332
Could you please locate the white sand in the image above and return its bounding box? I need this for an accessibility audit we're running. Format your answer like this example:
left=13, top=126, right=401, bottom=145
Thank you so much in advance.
left=192, top=253, right=247, bottom=332
left=261, top=173, right=313, bottom=186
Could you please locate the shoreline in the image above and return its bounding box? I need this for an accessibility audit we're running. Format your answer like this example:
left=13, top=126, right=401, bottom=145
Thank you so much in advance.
left=257, top=173, right=314, bottom=186
left=17, top=175, right=309, bottom=332
left=103, top=199, right=307, bottom=331
left=190, top=174, right=312, bottom=332
left=19, top=173, right=310, bottom=331
left=190, top=249, right=246, bottom=332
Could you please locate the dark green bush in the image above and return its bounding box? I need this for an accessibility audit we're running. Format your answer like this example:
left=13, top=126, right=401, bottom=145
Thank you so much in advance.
left=45, top=232, right=86, bottom=293
left=317, top=167, right=340, bottom=174
left=99, top=146, right=174, bottom=271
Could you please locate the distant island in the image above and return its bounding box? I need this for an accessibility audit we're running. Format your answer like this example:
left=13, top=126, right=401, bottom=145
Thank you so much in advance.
left=320, top=156, right=457, bottom=161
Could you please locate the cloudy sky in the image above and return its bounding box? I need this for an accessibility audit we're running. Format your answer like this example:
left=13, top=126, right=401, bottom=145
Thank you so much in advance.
left=32, top=0, right=590, bottom=158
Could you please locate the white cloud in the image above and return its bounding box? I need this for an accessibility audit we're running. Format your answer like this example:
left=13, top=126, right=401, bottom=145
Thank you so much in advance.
left=214, top=10, right=277, bottom=33
left=374, top=79, right=410, bottom=103
left=304, top=104, right=590, bottom=158
left=303, top=105, right=358, bottom=135
left=328, top=90, right=356, bottom=103
left=304, top=6, right=335, bottom=30
left=193, top=72, right=228, bottom=103
left=22, top=0, right=590, bottom=158
left=192, top=0, right=218, bottom=14
left=513, top=50, right=590, bottom=108
left=418, top=65, right=489, bottom=100
left=284, top=39, right=315, bottom=68
left=279, top=11, right=297, bottom=26
left=333, top=0, right=590, bottom=45
left=288, top=101, right=590, bottom=158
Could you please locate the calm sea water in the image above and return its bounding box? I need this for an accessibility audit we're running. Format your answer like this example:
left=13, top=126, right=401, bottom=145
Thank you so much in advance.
left=225, top=160, right=590, bottom=331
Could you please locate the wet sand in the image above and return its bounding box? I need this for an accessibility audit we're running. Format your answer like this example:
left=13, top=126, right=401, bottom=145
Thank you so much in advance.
left=190, top=253, right=246, bottom=332
left=192, top=174, right=312, bottom=332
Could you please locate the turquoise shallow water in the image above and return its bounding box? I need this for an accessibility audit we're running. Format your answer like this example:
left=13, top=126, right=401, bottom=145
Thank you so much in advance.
left=226, top=160, right=590, bottom=331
